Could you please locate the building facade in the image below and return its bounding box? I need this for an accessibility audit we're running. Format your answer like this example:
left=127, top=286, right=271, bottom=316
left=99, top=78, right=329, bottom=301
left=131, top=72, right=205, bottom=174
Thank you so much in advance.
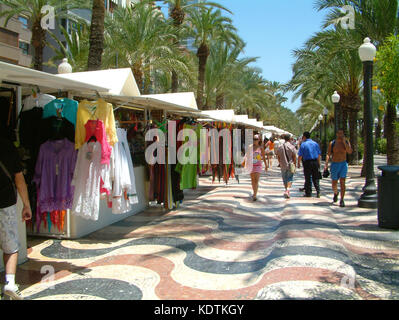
left=42, top=0, right=136, bottom=73
left=0, top=4, right=32, bottom=67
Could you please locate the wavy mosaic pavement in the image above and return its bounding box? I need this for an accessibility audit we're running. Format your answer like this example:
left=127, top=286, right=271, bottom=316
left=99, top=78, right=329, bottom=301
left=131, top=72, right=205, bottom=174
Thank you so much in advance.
left=4, top=156, right=399, bottom=300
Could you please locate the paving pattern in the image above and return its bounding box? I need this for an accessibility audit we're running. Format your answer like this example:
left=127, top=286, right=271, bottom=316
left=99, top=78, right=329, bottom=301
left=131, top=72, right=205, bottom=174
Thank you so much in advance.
left=2, top=157, right=399, bottom=300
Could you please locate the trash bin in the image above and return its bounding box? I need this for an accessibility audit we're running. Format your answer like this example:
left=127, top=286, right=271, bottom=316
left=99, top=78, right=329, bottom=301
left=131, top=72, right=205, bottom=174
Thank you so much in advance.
left=377, top=166, right=399, bottom=229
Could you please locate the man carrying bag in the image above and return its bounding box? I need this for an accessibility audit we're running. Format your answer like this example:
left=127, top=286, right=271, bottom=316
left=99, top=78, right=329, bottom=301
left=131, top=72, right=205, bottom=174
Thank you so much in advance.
left=277, top=134, right=297, bottom=199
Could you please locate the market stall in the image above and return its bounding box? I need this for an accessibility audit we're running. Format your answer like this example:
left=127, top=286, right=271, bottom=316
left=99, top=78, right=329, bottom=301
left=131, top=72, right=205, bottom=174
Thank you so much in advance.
left=0, top=61, right=111, bottom=270
left=0, top=62, right=215, bottom=259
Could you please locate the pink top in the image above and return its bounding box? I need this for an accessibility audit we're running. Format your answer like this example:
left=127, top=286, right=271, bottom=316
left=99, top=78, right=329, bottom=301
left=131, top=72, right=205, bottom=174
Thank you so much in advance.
left=248, top=147, right=263, bottom=174
left=84, top=120, right=112, bottom=165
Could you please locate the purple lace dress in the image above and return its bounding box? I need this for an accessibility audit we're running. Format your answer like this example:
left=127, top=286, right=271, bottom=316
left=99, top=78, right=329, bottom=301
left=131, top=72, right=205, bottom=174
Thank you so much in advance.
left=33, top=139, right=77, bottom=213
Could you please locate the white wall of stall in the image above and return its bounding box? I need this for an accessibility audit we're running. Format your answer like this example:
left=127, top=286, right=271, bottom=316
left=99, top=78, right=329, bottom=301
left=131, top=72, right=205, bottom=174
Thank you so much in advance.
left=69, top=165, right=148, bottom=239
left=1, top=165, right=148, bottom=272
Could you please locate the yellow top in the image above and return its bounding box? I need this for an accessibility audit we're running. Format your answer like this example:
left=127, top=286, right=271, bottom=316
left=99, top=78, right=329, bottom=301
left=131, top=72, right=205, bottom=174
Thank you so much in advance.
left=75, top=99, right=118, bottom=150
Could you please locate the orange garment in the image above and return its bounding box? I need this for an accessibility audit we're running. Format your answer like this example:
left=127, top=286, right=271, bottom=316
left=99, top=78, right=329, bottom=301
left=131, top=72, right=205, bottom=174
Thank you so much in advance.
left=266, top=141, right=275, bottom=151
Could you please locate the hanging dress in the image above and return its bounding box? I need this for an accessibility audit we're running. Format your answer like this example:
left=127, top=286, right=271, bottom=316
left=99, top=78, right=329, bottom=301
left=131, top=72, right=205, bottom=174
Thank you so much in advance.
left=71, top=141, right=109, bottom=221
left=117, top=128, right=138, bottom=205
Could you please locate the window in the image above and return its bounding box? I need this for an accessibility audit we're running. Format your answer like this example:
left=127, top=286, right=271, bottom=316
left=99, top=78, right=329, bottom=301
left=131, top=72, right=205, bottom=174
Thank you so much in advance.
left=19, top=41, right=29, bottom=55
left=61, top=18, right=67, bottom=30
left=18, top=16, right=28, bottom=29
left=0, top=27, right=18, bottom=47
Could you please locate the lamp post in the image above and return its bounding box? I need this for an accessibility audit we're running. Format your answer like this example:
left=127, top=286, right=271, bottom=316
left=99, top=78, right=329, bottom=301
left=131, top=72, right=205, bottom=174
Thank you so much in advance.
left=358, top=37, right=378, bottom=209
left=322, top=108, right=328, bottom=161
left=332, top=91, right=341, bottom=136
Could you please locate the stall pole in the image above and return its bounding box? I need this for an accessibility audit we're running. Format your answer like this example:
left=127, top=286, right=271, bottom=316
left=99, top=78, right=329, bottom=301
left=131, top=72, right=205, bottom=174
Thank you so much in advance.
left=15, top=86, right=22, bottom=142
left=66, top=91, right=73, bottom=239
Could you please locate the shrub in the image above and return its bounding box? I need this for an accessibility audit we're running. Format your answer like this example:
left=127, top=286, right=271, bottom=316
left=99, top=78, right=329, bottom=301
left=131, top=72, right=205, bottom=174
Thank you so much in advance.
left=377, top=138, right=387, bottom=154
left=358, top=140, right=364, bottom=159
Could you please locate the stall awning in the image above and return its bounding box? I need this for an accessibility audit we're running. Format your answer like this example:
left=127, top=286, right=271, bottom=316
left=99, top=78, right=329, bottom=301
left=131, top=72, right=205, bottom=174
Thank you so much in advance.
left=143, top=92, right=198, bottom=111
left=263, top=126, right=293, bottom=136
left=199, top=109, right=236, bottom=124
left=74, top=93, right=203, bottom=117
left=234, top=115, right=249, bottom=126
left=0, top=61, right=110, bottom=94
left=56, top=68, right=140, bottom=97
left=256, top=121, right=265, bottom=129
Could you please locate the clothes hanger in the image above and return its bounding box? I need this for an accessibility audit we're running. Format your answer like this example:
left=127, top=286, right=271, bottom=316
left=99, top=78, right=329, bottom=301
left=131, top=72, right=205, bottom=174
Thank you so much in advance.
left=88, top=135, right=97, bottom=143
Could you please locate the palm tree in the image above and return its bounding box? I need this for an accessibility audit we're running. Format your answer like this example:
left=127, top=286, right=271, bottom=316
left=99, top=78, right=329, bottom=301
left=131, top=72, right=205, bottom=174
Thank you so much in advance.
left=375, top=35, right=399, bottom=165
left=162, top=0, right=232, bottom=92
left=103, top=2, right=191, bottom=94
left=0, top=0, right=90, bottom=70
left=46, top=24, right=90, bottom=72
left=87, top=0, right=105, bottom=71
left=315, top=0, right=399, bottom=165
left=287, top=28, right=363, bottom=164
left=187, top=7, right=242, bottom=109
left=204, top=41, right=257, bottom=109
left=316, top=0, right=398, bottom=46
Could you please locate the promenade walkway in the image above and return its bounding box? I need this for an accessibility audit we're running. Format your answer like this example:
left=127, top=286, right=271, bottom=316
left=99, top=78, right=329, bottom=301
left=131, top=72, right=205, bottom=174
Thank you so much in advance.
left=4, top=156, right=399, bottom=300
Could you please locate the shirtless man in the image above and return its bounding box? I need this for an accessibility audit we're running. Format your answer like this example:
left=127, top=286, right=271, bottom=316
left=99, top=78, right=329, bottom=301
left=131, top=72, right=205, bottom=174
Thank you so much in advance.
left=324, top=129, right=353, bottom=207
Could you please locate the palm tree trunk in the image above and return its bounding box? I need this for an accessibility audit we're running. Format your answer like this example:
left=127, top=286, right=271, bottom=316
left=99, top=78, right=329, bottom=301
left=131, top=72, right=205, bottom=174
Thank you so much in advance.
left=88, top=0, right=105, bottom=71
left=342, top=108, right=348, bottom=135
left=385, top=101, right=399, bottom=165
left=361, top=120, right=367, bottom=177
left=170, top=3, right=184, bottom=93
left=31, top=19, right=46, bottom=71
left=197, top=43, right=210, bottom=110
left=171, top=71, right=179, bottom=93
left=216, top=91, right=225, bottom=109
left=348, top=110, right=359, bottom=165
left=132, top=64, right=144, bottom=93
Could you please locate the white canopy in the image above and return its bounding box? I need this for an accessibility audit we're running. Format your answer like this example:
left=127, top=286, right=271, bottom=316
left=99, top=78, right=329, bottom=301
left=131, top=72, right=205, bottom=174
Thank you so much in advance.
left=256, top=121, right=265, bottom=129
left=234, top=117, right=264, bottom=130
left=56, top=68, right=140, bottom=97
left=234, top=115, right=249, bottom=124
left=200, top=109, right=236, bottom=123
left=143, top=92, right=198, bottom=111
left=0, top=61, right=109, bottom=94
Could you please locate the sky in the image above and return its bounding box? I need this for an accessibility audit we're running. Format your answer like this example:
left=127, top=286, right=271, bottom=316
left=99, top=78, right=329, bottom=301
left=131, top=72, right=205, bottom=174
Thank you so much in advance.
left=203, top=0, right=328, bottom=112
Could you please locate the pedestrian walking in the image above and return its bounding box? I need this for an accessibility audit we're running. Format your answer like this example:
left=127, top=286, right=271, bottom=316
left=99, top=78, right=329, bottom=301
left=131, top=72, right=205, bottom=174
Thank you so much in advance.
left=296, top=137, right=306, bottom=192
left=324, top=129, right=353, bottom=207
left=276, top=134, right=297, bottom=199
left=262, top=137, right=269, bottom=171
left=297, top=132, right=322, bottom=198
left=244, top=135, right=267, bottom=201
left=0, top=137, right=32, bottom=300
left=265, top=138, right=275, bottom=169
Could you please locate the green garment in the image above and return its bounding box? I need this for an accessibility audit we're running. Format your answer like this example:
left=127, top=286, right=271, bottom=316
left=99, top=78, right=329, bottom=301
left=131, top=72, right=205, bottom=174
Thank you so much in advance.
left=175, top=124, right=202, bottom=190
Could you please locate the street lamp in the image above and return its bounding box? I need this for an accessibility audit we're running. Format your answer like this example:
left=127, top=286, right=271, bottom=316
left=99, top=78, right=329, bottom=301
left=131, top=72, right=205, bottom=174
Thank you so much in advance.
left=58, top=58, right=72, bottom=74
left=322, top=107, right=328, bottom=161
left=332, top=91, right=341, bottom=136
left=358, top=37, right=378, bottom=209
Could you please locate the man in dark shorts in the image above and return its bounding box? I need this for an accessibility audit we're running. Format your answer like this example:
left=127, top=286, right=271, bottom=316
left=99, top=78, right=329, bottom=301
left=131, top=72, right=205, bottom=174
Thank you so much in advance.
left=0, top=137, right=32, bottom=300
left=324, top=129, right=353, bottom=207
